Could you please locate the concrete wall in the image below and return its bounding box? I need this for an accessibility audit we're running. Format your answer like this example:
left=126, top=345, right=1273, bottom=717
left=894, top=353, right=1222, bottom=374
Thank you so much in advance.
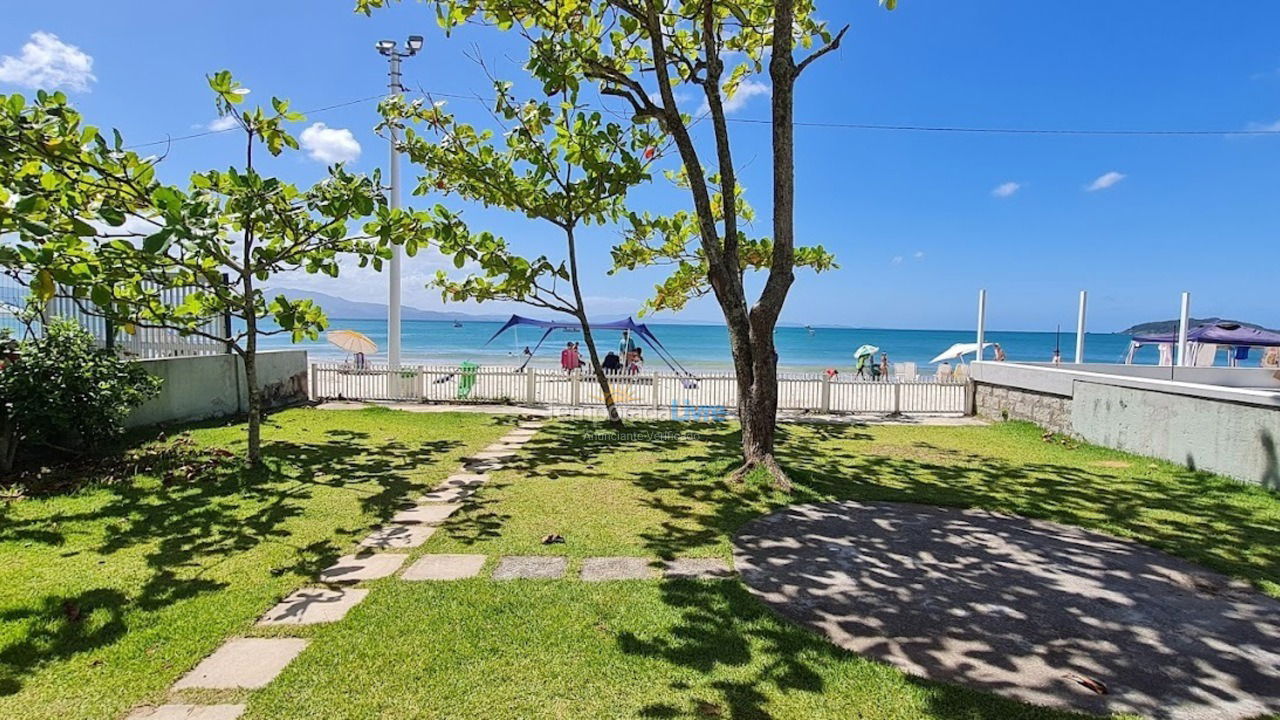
left=969, top=361, right=1280, bottom=488
left=1071, top=382, right=1280, bottom=489
left=974, top=383, right=1072, bottom=435
left=126, top=350, right=309, bottom=428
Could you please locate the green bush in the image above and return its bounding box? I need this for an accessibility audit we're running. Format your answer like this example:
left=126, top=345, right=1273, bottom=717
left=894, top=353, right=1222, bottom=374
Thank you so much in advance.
left=0, top=319, right=161, bottom=472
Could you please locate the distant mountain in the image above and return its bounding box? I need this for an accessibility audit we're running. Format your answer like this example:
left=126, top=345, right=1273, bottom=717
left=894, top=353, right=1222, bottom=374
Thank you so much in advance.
left=269, top=287, right=510, bottom=322
left=1121, top=317, right=1279, bottom=335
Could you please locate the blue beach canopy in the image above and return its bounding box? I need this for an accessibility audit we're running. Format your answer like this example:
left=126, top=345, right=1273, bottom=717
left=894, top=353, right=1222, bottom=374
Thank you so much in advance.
left=1132, top=322, right=1280, bottom=347
left=484, top=315, right=694, bottom=375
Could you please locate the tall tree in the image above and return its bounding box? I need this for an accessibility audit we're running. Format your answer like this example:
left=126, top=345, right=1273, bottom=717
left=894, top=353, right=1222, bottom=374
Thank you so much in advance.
left=358, top=0, right=894, bottom=487
left=381, top=77, right=666, bottom=425
left=0, top=75, right=430, bottom=466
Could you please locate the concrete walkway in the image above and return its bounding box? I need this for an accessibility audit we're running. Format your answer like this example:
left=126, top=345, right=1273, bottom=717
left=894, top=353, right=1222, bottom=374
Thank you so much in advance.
left=733, top=500, right=1280, bottom=720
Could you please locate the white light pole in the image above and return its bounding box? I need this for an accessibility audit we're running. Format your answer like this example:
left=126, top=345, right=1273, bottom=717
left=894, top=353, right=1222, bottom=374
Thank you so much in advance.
left=975, top=289, right=987, bottom=361
left=1176, top=291, right=1191, bottom=367
left=376, top=35, right=423, bottom=369
left=1074, top=290, right=1088, bottom=364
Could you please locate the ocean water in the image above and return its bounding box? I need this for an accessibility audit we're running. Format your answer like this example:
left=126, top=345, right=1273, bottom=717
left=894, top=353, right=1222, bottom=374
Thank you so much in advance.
left=259, top=318, right=1190, bottom=372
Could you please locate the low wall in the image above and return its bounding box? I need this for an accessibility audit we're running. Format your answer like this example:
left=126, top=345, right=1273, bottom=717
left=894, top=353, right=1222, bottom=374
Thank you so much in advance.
left=974, top=383, right=1072, bottom=435
left=971, top=361, right=1280, bottom=488
left=126, top=350, right=309, bottom=428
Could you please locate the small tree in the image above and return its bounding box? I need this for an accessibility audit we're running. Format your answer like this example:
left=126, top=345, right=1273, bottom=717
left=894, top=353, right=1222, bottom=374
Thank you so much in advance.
left=0, top=319, right=161, bottom=472
left=358, top=0, right=896, bottom=487
left=381, top=77, right=665, bottom=425
left=1, top=77, right=430, bottom=466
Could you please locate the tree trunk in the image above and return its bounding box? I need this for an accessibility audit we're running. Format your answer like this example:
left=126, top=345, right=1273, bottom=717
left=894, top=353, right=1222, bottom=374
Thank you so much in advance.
left=563, top=225, right=622, bottom=426
left=576, top=312, right=622, bottom=426
left=242, top=334, right=263, bottom=468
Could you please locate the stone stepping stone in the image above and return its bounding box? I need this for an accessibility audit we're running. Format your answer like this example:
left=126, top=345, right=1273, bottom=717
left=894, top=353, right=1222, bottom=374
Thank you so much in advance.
left=502, top=431, right=536, bottom=442
left=258, top=588, right=368, bottom=626
left=471, top=448, right=517, bottom=461
left=126, top=706, right=245, bottom=720
left=492, top=556, right=567, bottom=580
left=581, top=557, right=657, bottom=581
left=663, top=558, right=735, bottom=579
left=402, top=554, right=487, bottom=580
left=359, top=523, right=436, bottom=549
left=172, top=638, right=308, bottom=690
left=318, top=553, right=407, bottom=584
left=436, top=473, right=489, bottom=489
left=518, top=421, right=545, bottom=430
left=419, top=486, right=476, bottom=503
left=391, top=503, right=460, bottom=525
left=463, top=458, right=504, bottom=471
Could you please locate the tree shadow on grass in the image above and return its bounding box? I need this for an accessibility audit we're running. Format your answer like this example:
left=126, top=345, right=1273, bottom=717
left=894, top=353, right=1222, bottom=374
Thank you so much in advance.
left=0, top=422, right=463, bottom=697
left=522, top=419, right=1280, bottom=718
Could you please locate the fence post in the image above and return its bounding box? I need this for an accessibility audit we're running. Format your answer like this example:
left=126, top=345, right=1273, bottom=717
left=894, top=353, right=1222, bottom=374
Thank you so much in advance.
left=892, top=381, right=902, bottom=415
left=310, top=364, right=318, bottom=400
left=820, top=373, right=831, bottom=413
left=417, top=367, right=426, bottom=400
left=527, top=368, right=537, bottom=404
left=571, top=371, right=581, bottom=406
left=653, top=374, right=662, bottom=411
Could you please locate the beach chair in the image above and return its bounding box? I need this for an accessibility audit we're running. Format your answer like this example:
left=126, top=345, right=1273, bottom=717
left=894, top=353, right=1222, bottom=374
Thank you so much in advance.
left=896, top=362, right=917, bottom=382
left=457, top=362, right=477, bottom=399
left=952, top=364, right=969, bottom=382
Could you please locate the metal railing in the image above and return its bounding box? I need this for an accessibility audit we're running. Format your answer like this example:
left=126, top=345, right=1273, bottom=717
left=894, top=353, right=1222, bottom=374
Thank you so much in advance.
left=1, top=273, right=228, bottom=358
left=311, top=363, right=970, bottom=415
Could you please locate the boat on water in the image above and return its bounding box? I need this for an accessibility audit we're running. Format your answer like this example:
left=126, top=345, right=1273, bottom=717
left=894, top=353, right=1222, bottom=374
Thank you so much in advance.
left=452, top=321, right=463, bottom=328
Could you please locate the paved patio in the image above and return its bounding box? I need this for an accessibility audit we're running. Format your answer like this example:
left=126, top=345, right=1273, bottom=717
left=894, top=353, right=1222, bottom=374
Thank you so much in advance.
left=733, top=500, right=1280, bottom=720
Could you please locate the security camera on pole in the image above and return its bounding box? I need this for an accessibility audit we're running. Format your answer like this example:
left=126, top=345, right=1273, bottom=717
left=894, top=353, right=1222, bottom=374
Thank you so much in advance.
left=376, top=35, right=423, bottom=373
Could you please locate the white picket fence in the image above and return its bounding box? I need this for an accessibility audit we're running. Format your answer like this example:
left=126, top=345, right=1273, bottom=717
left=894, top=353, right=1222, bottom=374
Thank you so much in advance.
left=311, top=363, right=971, bottom=415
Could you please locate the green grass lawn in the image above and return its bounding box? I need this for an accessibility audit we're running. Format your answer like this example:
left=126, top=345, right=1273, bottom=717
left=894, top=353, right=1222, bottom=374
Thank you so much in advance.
left=238, top=417, right=1277, bottom=720
left=5, top=411, right=1279, bottom=720
left=0, top=407, right=513, bottom=720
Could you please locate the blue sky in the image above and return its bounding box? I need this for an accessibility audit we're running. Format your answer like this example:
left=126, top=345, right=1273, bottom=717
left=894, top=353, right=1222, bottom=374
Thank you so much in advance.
left=2, top=1, right=1278, bottom=331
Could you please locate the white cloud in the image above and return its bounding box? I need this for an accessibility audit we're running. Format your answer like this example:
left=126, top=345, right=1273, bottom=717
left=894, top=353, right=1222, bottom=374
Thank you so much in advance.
left=0, top=32, right=95, bottom=92
left=299, top=123, right=361, bottom=164
left=696, top=79, right=770, bottom=116
left=207, top=115, right=239, bottom=132
left=913, top=251, right=925, bottom=260
left=1246, top=119, right=1280, bottom=132
left=991, top=181, right=1021, bottom=198
left=890, top=255, right=904, bottom=265
left=1085, top=171, right=1126, bottom=192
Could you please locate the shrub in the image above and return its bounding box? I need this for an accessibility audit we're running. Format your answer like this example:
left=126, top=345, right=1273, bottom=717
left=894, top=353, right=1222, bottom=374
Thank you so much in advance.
left=0, top=319, right=161, bottom=472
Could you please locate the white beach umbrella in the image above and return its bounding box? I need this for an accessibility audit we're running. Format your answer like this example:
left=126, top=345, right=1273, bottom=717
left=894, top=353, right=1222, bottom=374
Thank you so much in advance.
left=854, top=344, right=879, bottom=358
left=929, top=342, right=993, bottom=364
left=327, top=329, right=377, bottom=355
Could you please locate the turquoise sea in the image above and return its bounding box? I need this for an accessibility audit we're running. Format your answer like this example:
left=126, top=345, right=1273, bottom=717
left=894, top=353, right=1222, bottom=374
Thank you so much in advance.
left=260, top=318, right=1196, bottom=372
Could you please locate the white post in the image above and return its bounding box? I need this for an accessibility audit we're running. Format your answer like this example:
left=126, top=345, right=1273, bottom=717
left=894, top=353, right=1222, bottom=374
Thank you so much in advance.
left=386, top=52, right=403, bottom=370
left=975, top=289, right=987, bottom=361
left=1176, top=292, right=1191, bottom=367
left=1074, top=290, right=1088, bottom=364
left=820, top=373, right=832, bottom=412
left=526, top=368, right=537, bottom=404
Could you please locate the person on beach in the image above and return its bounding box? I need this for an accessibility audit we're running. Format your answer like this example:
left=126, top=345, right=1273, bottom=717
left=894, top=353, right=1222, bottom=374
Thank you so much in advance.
left=569, top=342, right=582, bottom=370
left=879, top=353, right=890, bottom=381
left=603, top=351, right=621, bottom=373
left=854, top=353, right=869, bottom=380
left=627, top=347, right=644, bottom=374
left=937, top=361, right=952, bottom=382
left=560, top=342, right=575, bottom=372
left=993, top=343, right=1007, bottom=362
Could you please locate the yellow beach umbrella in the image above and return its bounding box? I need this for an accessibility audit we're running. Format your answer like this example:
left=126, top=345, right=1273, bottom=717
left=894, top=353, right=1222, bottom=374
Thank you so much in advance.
left=327, top=329, right=377, bottom=355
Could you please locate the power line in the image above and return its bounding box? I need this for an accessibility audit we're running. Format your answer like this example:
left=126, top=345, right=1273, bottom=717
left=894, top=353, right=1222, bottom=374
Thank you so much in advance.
left=725, top=117, right=1280, bottom=136
left=122, top=88, right=1280, bottom=151
left=124, top=94, right=390, bottom=150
